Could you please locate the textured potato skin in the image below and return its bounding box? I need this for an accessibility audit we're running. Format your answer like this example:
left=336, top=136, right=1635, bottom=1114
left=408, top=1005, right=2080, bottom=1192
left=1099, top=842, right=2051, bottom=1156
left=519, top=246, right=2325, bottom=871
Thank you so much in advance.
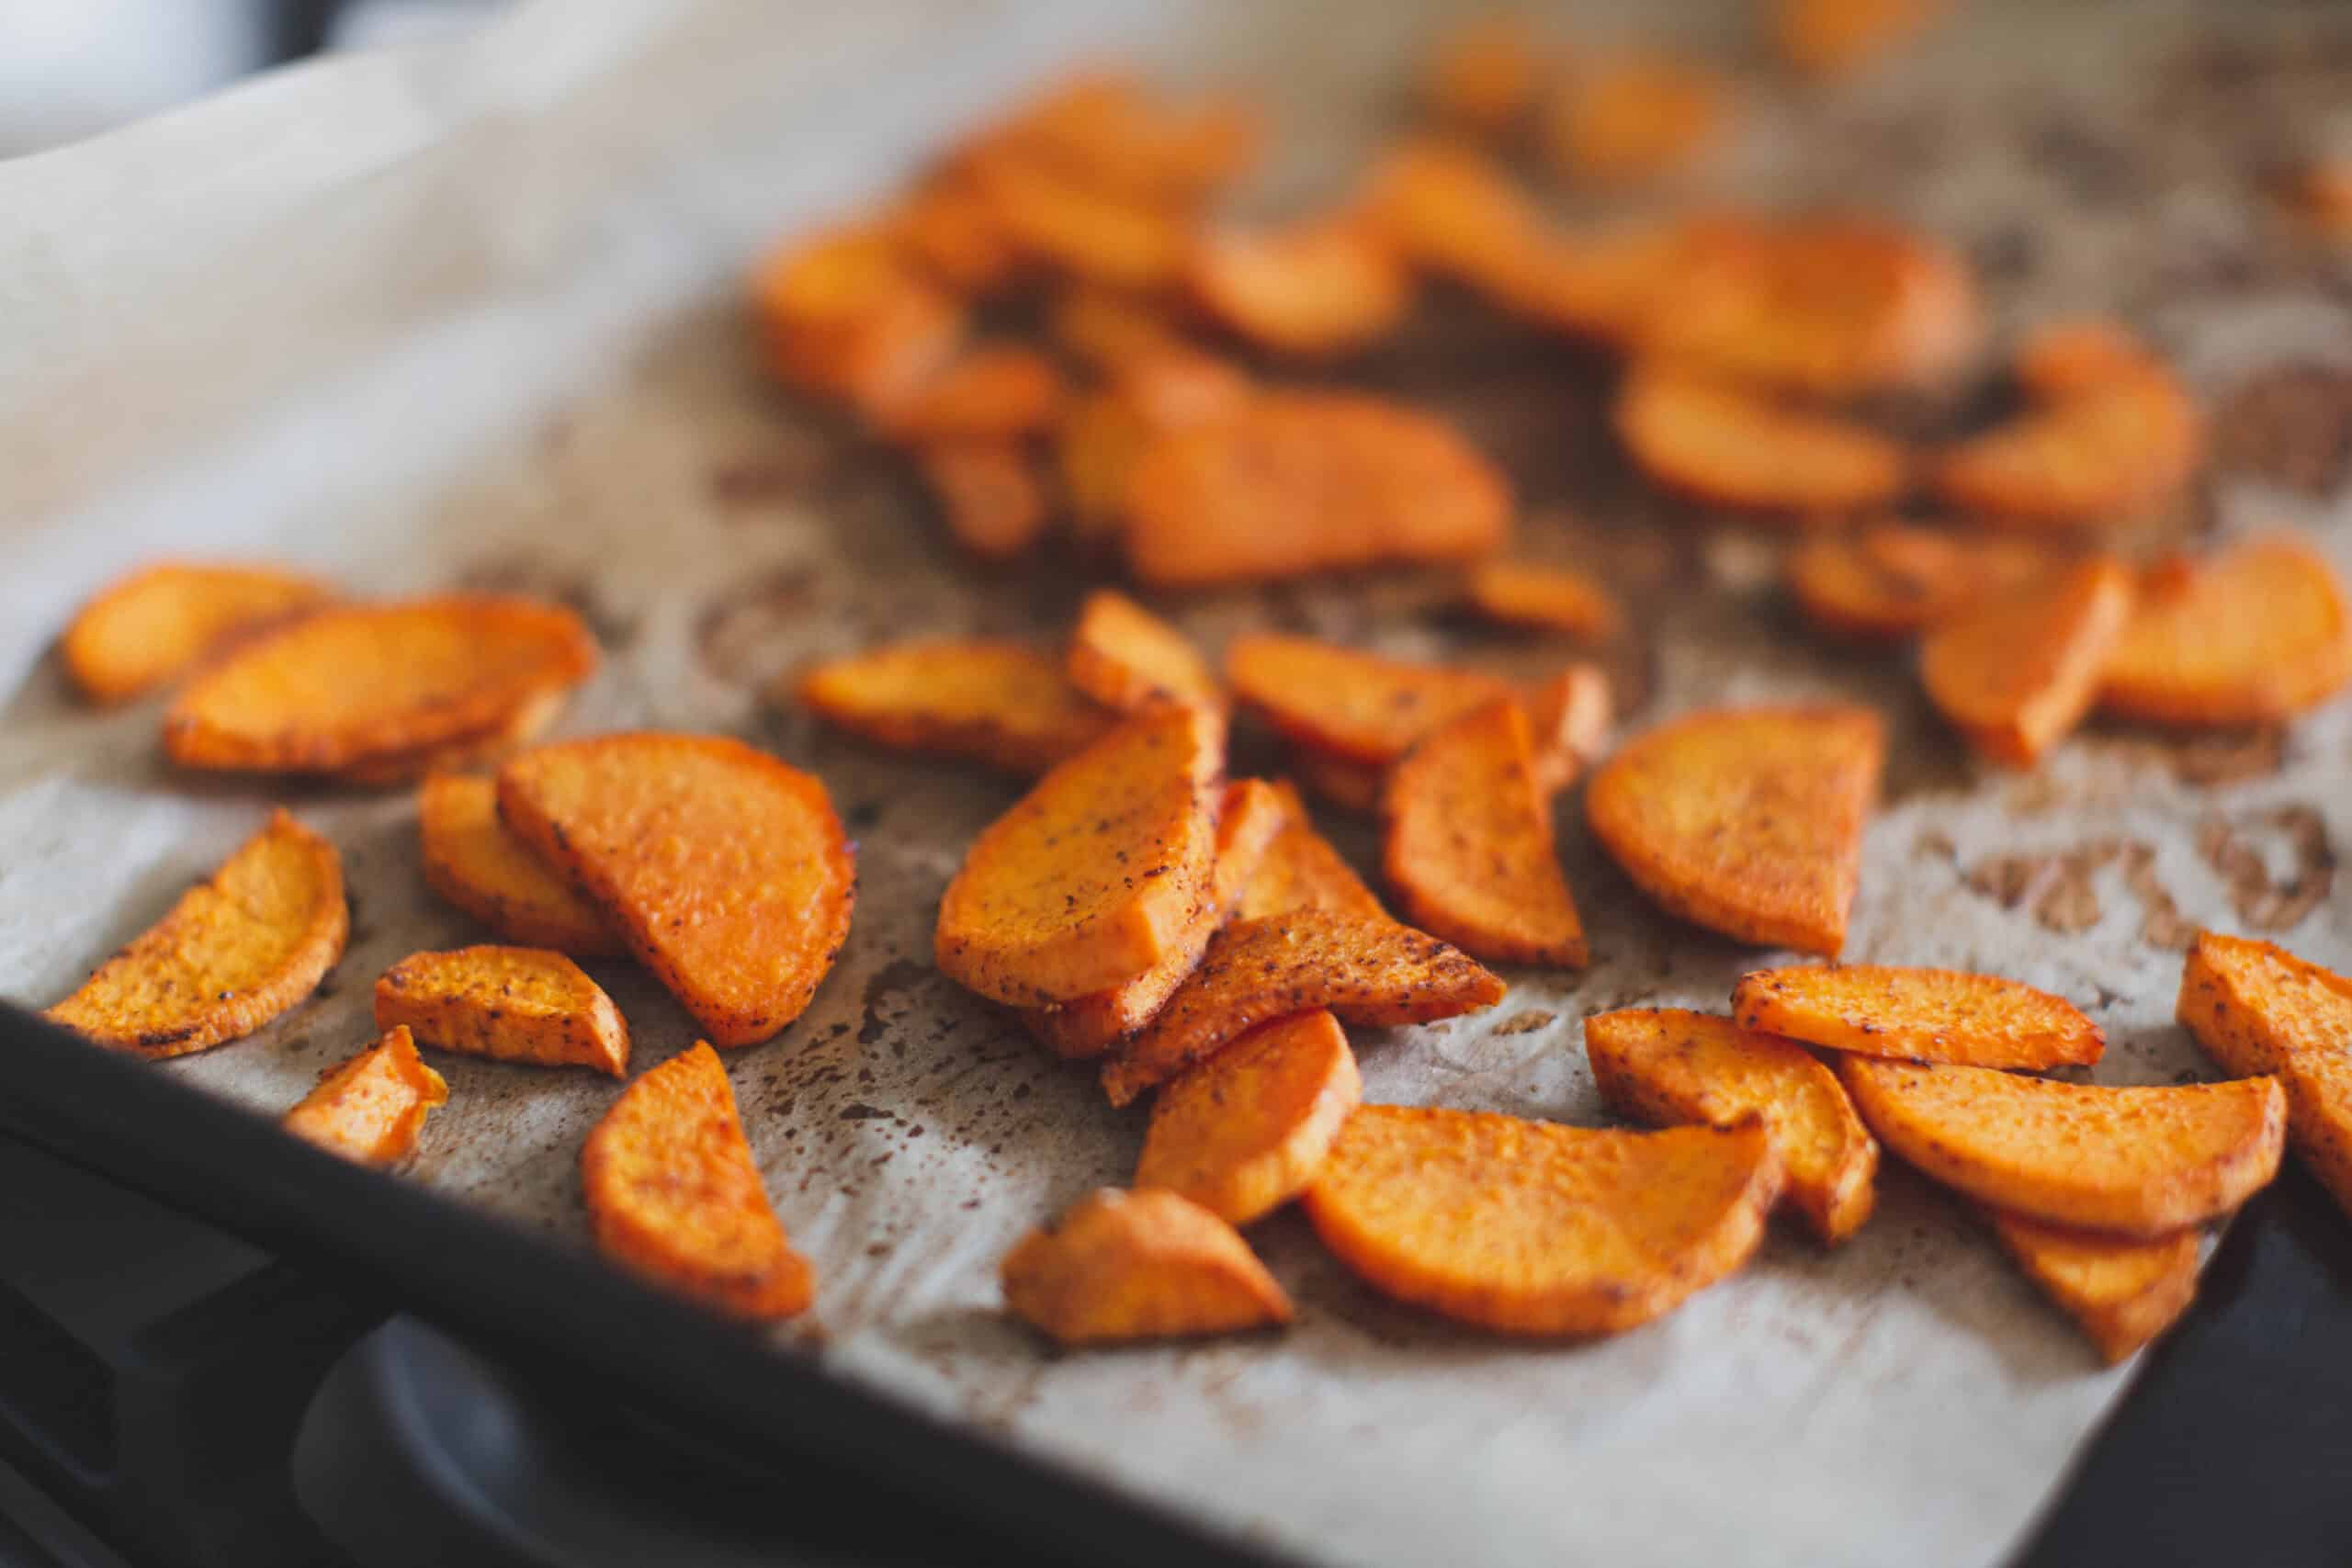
left=281, top=1026, right=448, bottom=1166
left=1001, top=1187, right=1292, bottom=1346
left=1732, top=964, right=2104, bottom=1070
left=1136, top=1010, right=1362, bottom=1224
left=373, top=945, right=629, bottom=1077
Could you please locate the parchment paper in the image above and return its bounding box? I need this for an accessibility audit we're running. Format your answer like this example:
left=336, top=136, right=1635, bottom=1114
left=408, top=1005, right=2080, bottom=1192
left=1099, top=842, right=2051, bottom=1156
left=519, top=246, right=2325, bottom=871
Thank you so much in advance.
left=3, top=4, right=2349, bottom=1565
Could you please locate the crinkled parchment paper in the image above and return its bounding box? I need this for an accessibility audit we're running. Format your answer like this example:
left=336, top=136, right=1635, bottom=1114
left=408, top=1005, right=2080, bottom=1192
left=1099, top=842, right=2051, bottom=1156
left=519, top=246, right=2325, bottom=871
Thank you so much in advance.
left=2, top=3, right=2348, bottom=1564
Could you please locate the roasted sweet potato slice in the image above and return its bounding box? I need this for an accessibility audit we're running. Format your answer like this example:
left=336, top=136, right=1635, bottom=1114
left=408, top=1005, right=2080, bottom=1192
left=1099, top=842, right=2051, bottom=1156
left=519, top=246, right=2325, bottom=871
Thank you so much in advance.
left=916, top=441, right=1050, bottom=562
left=1463, top=220, right=1688, bottom=349
left=1988, top=1210, right=2199, bottom=1364
left=1838, top=1057, right=2285, bottom=1235
left=1775, top=0, right=1938, bottom=76
left=1586, top=1008, right=1877, bottom=1244
left=794, top=640, right=1114, bottom=774
left=1933, top=349, right=2202, bottom=528
left=1542, top=55, right=1728, bottom=187
left=499, top=735, right=854, bottom=1046
left=1226, top=635, right=1513, bottom=766
left=1066, top=590, right=1220, bottom=713
left=1001, top=1187, right=1292, bottom=1346
left=1058, top=353, right=1258, bottom=547
left=1521, top=663, right=1613, bottom=796
left=1288, top=747, right=1387, bottom=816
left=752, top=225, right=966, bottom=419
left=883, top=345, right=1065, bottom=443
left=1353, top=139, right=1545, bottom=285
left=1422, top=15, right=1544, bottom=134
left=1383, top=701, right=1587, bottom=966
left=48, top=810, right=346, bottom=1058
left=417, top=774, right=623, bottom=956
left=1732, top=964, right=2103, bottom=1069
left=973, top=156, right=1187, bottom=292
left=1786, top=525, right=2054, bottom=641
left=891, top=181, right=1021, bottom=297
left=1046, top=286, right=1190, bottom=371
left=1614, top=364, right=1907, bottom=517
left=164, top=597, right=596, bottom=776
left=282, top=1026, right=448, bottom=1167
left=1125, top=392, right=1511, bottom=586
left=1306, top=1106, right=1781, bottom=1334
left=1464, top=559, right=1623, bottom=643
left=1187, top=220, right=1414, bottom=358
left=935, top=705, right=1221, bottom=1008
left=62, top=563, right=333, bottom=705
left=2013, top=320, right=2166, bottom=399
left=330, top=684, right=569, bottom=789
left=374, top=945, right=629, bottom=1077
left=2178, top=931, right=2352, bottom=1224
left=1585, top=705, right=1883, bottom=955
left=582, top=1042, right=814, bottom=1321
left=964, top=73, right=1260, bottom=204
left=1237, top=782, right=1388, bottom=923
left=1136, top=1009, right=1361, bottom=1224
left=1921, top=554, right=2133, bottom=765
left=1102, top=911, right=1503, bottom=1105
left=2098, top=535, right=2352, bottom=726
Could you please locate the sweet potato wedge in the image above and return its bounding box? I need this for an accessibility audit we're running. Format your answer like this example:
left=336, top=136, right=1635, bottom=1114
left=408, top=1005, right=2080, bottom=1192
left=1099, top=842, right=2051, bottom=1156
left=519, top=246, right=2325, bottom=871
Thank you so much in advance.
left=973, top=156, right=1187, bottom=292
left=1289, top=747, right=1388, bottom=816
left=1058, top=353, right=1258, bottom=547
left=1921, top=554, right=2133, bottom=765
left=2098, top=535, right=2352, bottom=727
left=330, top=684, right=570, bottom=789
left=1046, top=286, right=1191, bottom=371
left=1187, top=219, right=1414, bottom=358
left=1383, top=700, right=1587, bottom=966
left=1731, top=964, right=2104, bottom=1069
left=1135, top=1009, right=1362, bottom=1224
left=917, top=441, right=1050, bottom=562
left=1521, top=663, right=1613, bottom=796
left=1001, top=1187, right=1292, bottom=1346
left=1934, top=351, right=2201, bottom=528
left=1464, top=559, right=1623, bottom=643
left=1422, top=15, right=1544, bottom=134
left=1125, top=392, right=1511, bottom=586
left=794, top=640, right=1114, bottom=774
left=1306, top=1106, right=1781, bottom=1334
left=374, top=945, right=628, bottom=1077
left=884, top=345, right=1065, bottom=443
left=417, top=773, right=623, bottom=956
left=582, top=1042, right=814, bottom=1321
left=1838, top=1057, right=2286, bottom=1235
left=164, top=597, right=597, bottom=776
left=1541, top=55, right=1728, bottom=187
left=1066, top=590, right=1220, bottom=713
left=2177, top=931, right=2352, bottom=1224
left=1785, top=525, right=2054, bottom=642
left=1236, top=782, right=1388, bottom=923
left=752, top=225, right=965, bottom=419
left=2013, top=319, right=2165, bottom=399
left=1584, top=1007, right=1878, bottom=1245
left=1462, top=220, right=1687, bottom=350
left=1101, top=911, right=1503, bottom=1106
left=891, top=181, right=1021, bottom=298
left=62, top=563, right=333, bottom=705
left=1353, top=139, right=1545, bottom=285
left=48, top=810, right=346, bottom=1058
left=1226, top=635, right=1514, bottom=766
left=281, top=1026, right=448, bottom=1167
left=1775, top=0, right=1938, bottom=76
left=1987, top=1209, right=2199, bottom=1364
left=1614, top=364, right=1907, bottom=517
left=935, top=705, right=1222, bottom=1007
left=499, top=734, right=855, bottom=1046
left=1585, top=705, right=1883, bottom=955
left=963, top=73, right=1260, bottom=204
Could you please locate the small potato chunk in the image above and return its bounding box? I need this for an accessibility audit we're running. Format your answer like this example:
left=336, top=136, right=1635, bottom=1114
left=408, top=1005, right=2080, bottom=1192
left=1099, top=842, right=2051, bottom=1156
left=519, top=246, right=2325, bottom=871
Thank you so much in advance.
left=1306, top=1106, right=1781, bottom=1335
left=62, top=563, right=332, bottom=705
left=1464, top=559, right=1623, bottom=643
left=1066, top=590, right=1221, bottom=713
left=1786, top=525, right=2054, bottom=642
left=1933, top=342, right=2201, bottom=529
left=1988, top=1210, right=2200, bottom=1365
left=1585, top=705, right=1883, bottom=956
left=795, top=639, right=1114, bottom=775
left=1136, top=1010, right=1363, bottom=1225
left=1541, top=55, right=1728, bottom=187
left=282, top=1026, right=448, bottom=1167
left=418, top=774, right=623, bottom=956
left=1001, top=1188, right=1293, bottom=1346
left=1226, top=634, right=1513, bottom=765
left=1921, top=555, right=2133, bottom=765
left=917, top=441, right=1050, bottom=562
left=48, top=810, right=347, bottom=1059
left=1187, top=219, right=1415, bottom=358
left=1237, top=782, right=1388, bottom=924
left=1421, top=16, right=1544, bottom=135
left=1838, top=1057, right=2285, bottom=1236
left=2099, top=535, right=2352, bottom=727
left=582, top=1042, right=814, bottom=1321
left=1732, top=964, right=2103, bottom=1070
left=374, top=945, right=628, bottom=1077
left=1614, top=364, right=1907, bottom=517
left=1585, top=1008, right=1877, bottom=1245
left=883, top=345, right=1065, bottom=443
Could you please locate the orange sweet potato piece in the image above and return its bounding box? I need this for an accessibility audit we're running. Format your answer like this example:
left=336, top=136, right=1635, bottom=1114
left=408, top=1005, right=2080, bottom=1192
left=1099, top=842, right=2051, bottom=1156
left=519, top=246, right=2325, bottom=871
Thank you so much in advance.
left=2177, top=931, right=2352, bottom=1225
left=1775, top=0, right=1939, bottom=75
left=1521, top=662, right=1613, bottom=796
left=795, top=640, right=1114, bottom=773
left=582, top=1042, right=814, bottom=1320
left=917, top=441, right=1050, bottom=563
left=1585, top=1007, right=1876, bottom=1244
left=1187, top=219, right=1415, bottom=358
left=418, top=773, right=623, bottom=956
left=752, top=226, right=966, bottom=419
left=1988, top=1209, right=2199, bottom=1364
left=1237, top=782, right=1388, bottom=923
left=62, top=563, right=333, bottom=705
left=1422, top=16, right=1544, bottom=134
left=1001, top=1187, right=1292, bottom=1346
left=1136, top=1009, right=1363, bottom=1224
left=1614, top=364, right=1907, bottom=517
left=935, top=705, right=1222, bottom=1007
left=282, top=1026, right=448, bottom=1167
left=1732, top=964, right=2104, bottom=1069
left=2098, top=534, right=2352, bottom=726
left=1464, top=559, right=1623, bottom=643
left=1226, top=634, right=1513, bottom=766
left=964, top=73, right=1260, bottom=204
left=2278, top=162, right=2352, bottom=239
left=374, top=945, right=628, bottom=1077
left=891, top=181, right=1021, bottom=297
left=1102, top=911, right=1503, bottom=1106
left=499, top=735, right=854, bottom=1046
left=1585, top=705, right=1883, bottom=955
left=1921, top=554, right=2133, bottom=765
left=47, top=810, right=346, bottom=1059
left=1057, top=353, right=1257, bottom=547
left=1306, top=1106, right=1781, bottom=1334
left=2013, top=319, right=2166, bottom=399
left=1785, top=525, right=2055, bottom=642
left=1125, top=392, right=1511, bottom=586
left=1838, top=1056, right=2286, bottom=1236
left=883, top=345, right=1065, bottom=443
left=1541, top=55, right=1728, bottom=187
left=1463, top=220, right=1688, bottom=349
left=1288, top=747, right=1387, bottom=816
left=1352, top=139, right=1546, bottom=285
left=163, top=597, right=597, bottom=776
left=1066, top=590, right=1220, bottom=712
left=1383, top=701, right=1587, bottom=967
left=973, top=156, right=1188, bottom=292
left=1933, top=344, right=2202, bottom=528
left=1046, top=286, right=1191, bottom=371
left=329, top=685, right=569, bottom=789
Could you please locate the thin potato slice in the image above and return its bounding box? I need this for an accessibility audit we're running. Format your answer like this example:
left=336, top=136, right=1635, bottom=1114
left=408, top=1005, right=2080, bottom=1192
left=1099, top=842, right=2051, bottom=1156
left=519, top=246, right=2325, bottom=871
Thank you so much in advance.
left=1136, top=1010, right=1363, bottom=1224
left=1383, top=701, right=1587, bottom=967
left=974, top=156, right=1188, bottom=292
left=2098, top=535, right=2352, bottom=727
left=1585, top=1008, right=1877, bottom=1245
left=1615, top=364, right=1907, bottom=517
left=1226, top=634, right=1513, bottom=765
left=794, top=640, right=1114, bottom=774
left=1187, top=220, right=1415, bottom=358
left=1585, top=705, right=1883, bottom=955
left=1786, top=525, right=2054, bottom=642
left=1542, top=55, right=1728, bottom=187
left=1422, top=16, right=1544, bottom=134
left=62, top=563, right=333, bottom=705
left=1353, top=139, right=1545, bottom=285
left=281, top=1026, right=448, bottom=1167
left=1988, top=1210, right=2199, bottom=1365
left=1001, top=1188, right=1292, bottom=1346
left=1465, top=559, right=1623, bottom=642
left=1102, top=911, right=1504, bottom=1106
left=1921, top=554, right=2133, bottom=765
left=2177, top=931, right=2352, bottom=1224
left=374, top=945, right=629, bottom=1077
left=1838, top=1057, right=2286, bottom=1236
left=332, top=684, right=570, bottom=789
left=418, top=773, right=623, bottom=956
left=1934, top=358, right=2202, bottom=529
left=1776, top=0, right=1938, bottom=76
left=1126, top=392, right=1512, bottom=586
left=1522, top=663, right=1613, bottom=796
left=47, top=810, right=346, bottom=1058
left=1464, top=220, right=1689, bottom=349
left=935, top=705, right=1222, bottom=1007
left=164, top=596, right=597, bottom=775
left=499, top=734, right=855, bottom=1046
left=917, top=441, right=1050, bottom=562
left=1066, top=590, right=1221, bottom=712
left=582, top=1042, right=814, bottom=1321
left=752, top=226, right=966, bottom=419
left=883, top=345, right=1065, bottom=443
left=1731, top=964, right=2104, bottom=1069
left=1306, top=1106, right=1781, bottom=1335
left=1058, top=353, right=1257, bottom=548
left=1237, top=782, right=1388, bottom=923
